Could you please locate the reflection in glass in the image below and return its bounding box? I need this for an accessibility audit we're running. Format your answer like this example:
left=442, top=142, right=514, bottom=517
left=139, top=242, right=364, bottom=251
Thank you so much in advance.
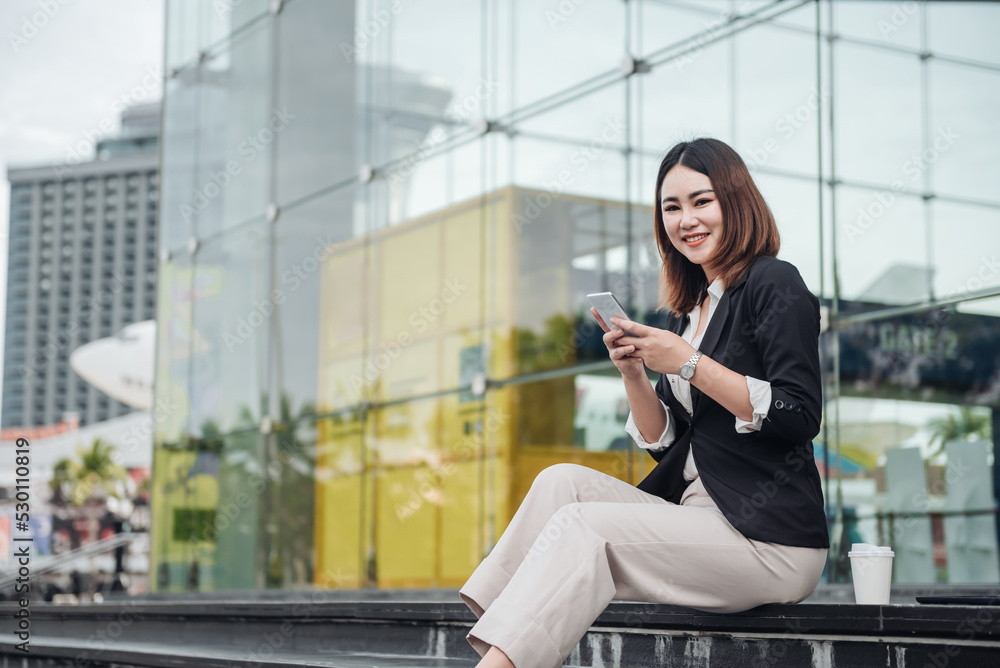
left=188, top=220, right=270, bottom=436
left=276, top=0, right=357, bottom=205
left=929, top=60, right=1000, bottom=203
left=834, top=44, right=921, bottom=186
left=835, top=186, right=926, bottom=305
left=195, top=17, right=274, bottom=238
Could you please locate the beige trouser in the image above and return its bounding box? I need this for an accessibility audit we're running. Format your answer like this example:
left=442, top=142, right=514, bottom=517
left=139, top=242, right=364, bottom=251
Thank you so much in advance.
left=459, top=463, right=828, bottom=668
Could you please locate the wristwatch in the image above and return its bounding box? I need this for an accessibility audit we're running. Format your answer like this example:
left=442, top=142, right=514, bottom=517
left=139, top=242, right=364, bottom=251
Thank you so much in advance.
left=679, top=350, right=703, bottom=380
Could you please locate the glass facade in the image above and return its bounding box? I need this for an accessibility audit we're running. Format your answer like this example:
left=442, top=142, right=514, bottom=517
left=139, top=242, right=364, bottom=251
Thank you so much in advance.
left=152, top=0, right=1000, bottom=592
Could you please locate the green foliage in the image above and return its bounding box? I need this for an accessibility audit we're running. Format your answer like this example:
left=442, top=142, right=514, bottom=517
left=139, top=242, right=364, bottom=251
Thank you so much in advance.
left=925, top=406, right=992, bottom=459
left=49, top=437, right=129, bottom=507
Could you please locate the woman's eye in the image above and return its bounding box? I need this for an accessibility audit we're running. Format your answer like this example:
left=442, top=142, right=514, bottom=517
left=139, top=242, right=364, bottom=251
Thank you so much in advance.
left=695, top=199, right=710, bottom=206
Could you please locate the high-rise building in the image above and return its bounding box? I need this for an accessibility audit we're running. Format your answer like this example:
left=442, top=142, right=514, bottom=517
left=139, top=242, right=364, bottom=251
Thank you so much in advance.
left=3, top=102, right=160, bottom=429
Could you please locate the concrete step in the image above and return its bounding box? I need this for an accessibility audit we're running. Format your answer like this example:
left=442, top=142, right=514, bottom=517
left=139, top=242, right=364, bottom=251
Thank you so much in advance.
left=2, top=592, right=999, bottom=667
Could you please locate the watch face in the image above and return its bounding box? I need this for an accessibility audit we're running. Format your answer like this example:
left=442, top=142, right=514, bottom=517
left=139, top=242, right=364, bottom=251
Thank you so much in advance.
left=680, top=365, right=693, bottom=380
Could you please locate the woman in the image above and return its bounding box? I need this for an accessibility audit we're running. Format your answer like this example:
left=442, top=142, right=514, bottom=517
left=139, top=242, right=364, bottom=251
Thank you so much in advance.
left=459, top=137, right=830, bottom=668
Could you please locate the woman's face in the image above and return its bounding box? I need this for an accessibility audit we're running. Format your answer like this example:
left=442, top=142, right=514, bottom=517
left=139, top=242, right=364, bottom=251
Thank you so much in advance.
left=660, top=164, right=724, bottom=278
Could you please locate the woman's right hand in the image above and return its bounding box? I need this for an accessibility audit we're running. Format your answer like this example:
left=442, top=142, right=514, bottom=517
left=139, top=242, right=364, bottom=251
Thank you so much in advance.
left=591, top=307, right=646, bottom=377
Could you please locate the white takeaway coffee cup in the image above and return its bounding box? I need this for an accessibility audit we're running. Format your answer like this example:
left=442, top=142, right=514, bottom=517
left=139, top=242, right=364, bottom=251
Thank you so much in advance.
left=847, top=543, right=894, bottom=604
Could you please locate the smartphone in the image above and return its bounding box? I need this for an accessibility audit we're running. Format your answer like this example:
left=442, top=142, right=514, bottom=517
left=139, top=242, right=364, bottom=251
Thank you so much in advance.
left=587, top=292, right=633, bottom=335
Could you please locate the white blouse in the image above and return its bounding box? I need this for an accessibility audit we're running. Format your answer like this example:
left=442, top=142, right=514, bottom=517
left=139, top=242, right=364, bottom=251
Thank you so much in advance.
left=624, top=276, right=772, bottom=481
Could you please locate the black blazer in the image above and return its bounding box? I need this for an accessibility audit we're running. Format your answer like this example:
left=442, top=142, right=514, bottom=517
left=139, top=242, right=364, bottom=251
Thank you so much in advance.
left=635, top=254, right=830, bottom=549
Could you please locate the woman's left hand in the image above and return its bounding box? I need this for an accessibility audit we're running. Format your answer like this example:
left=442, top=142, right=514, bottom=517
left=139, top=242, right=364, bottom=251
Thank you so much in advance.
left=609, top=317, right=698, bottom=376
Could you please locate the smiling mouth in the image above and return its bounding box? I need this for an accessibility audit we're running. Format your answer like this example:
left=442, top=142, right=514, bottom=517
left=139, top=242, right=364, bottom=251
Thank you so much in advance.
left=683, top=233, right=710, bottom=245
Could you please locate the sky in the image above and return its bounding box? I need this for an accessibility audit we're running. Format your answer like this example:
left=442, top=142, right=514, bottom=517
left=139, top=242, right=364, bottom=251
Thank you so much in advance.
left=0, top=0, right=165, bottom=424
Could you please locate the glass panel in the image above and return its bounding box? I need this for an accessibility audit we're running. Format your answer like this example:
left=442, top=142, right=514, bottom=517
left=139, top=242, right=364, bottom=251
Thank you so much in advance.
left=512, top=0, right=623, bottom=115
left=371, top=387, right=509, bottom=587
left=929, top=61, right=1000, bottom=203
left=637, top=0, right=732, bottom=60
left=833, top=0, right=922, bottom=51
left=405, top=137, right=486, bottom=221
left=315, top=411, right=367, bottom=588
left=834, top=44, right=922, bottom=186
left=509, top=81, right=626, bottom=205
left=195, top=16, right=274, bottom=238
left=754, top=173, right=821, bottom=292
left=188, top=220, right=270, bottom=436
left=201, top=0, right=271, bottom=53
left=153, top=253, right=194, bottom=444
left=276, top=0, right=358, bottom=205
left=165, top=0, right=201, bottom=71
left=261, top=419, right=316, bottom=588
left=275, top=185, right=359, bottom=420
left=832, top=298, right=1000, bottom=584
left=511, top=186, right=653, bottom=376
left=160, top=76, right=199, bottom=253
left=509, top=372, right=644, bottom=513
left=734, top=20, right=819, bottom=178
left=639, top=37, right=731, bottom=153
left=373, top=197, right=487, bottom=401
left=929, top=1, right=1000, bottom=66
left=931, top=200, right=1000, bottom=304
left=357, top=0, right=483, bottom=171
left=165, top=0, right=271, bottom=71
left=149, top=430, right=262, bottom=592
left=372, top=396, right=440, bottom=587
left=835, top=186, right=927, bottom=305
left=213, top=430, right=262, bottom=590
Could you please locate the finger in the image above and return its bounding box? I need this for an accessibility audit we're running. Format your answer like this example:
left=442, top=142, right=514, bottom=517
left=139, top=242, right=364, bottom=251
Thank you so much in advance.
left=609, top=317, right=651, bottom=336
left=603, top=328, right=625, bottom=345
left=590, top=307, right=610, bottom=333
left=617, top=332, right=643, bottom=346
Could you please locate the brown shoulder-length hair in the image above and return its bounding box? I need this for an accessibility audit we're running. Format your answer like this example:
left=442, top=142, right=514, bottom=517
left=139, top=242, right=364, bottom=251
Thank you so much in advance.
left=654, top=137, right=780, bottom=316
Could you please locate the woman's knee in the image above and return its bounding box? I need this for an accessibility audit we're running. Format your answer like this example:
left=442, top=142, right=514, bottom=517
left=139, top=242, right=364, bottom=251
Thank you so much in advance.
left=531, top=463, right=619, bottom=503
left=531, top=462, right=588, bottom=490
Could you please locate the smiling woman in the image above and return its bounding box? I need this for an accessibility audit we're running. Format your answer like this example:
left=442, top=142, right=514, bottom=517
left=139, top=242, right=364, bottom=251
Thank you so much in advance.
left=460, top=137, right=828, bottom=668
left=654, top=138, right=781, bottom=316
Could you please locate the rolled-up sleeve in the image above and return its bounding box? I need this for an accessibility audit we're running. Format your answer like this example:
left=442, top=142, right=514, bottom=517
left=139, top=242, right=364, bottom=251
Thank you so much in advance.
left=752, top=262, right=823, bottom=445
left=735, top=375, right=771, bottom=433
left=625, top=398, right=676, bottom=451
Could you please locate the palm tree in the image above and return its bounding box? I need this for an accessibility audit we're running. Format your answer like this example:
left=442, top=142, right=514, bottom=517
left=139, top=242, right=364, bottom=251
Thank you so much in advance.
left=926, top=406, right=992, bottom=459
left=50, top=438, right=129, bottom=508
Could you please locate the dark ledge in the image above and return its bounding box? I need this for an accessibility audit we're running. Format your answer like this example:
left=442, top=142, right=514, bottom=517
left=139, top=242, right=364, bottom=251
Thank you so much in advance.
left=4, top=597, right=999, bottom=641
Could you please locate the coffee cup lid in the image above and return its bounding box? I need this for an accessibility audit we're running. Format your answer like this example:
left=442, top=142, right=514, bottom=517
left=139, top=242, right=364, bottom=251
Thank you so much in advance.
left=848, top=542, right=894, bottom=557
